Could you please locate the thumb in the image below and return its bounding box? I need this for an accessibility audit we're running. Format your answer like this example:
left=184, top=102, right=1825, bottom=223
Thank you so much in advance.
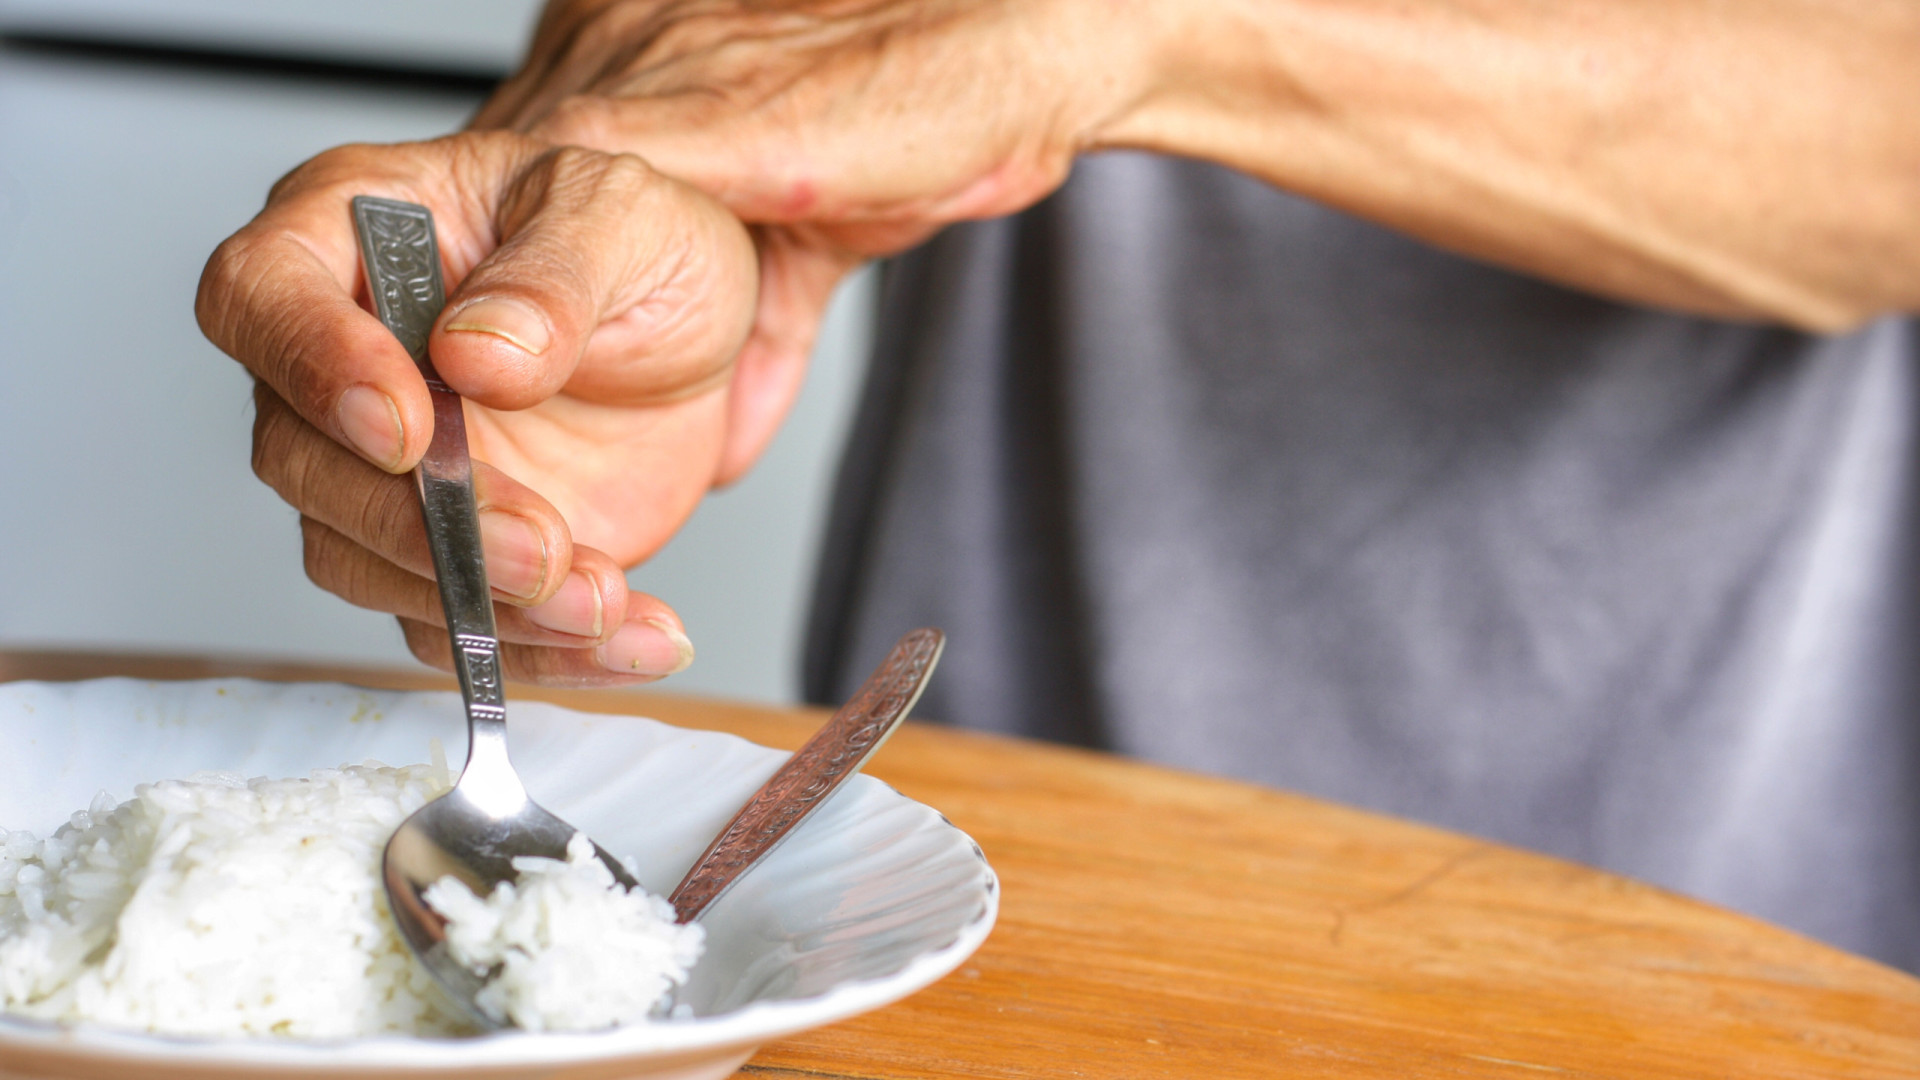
left=431, top=145, right=760, bottom=412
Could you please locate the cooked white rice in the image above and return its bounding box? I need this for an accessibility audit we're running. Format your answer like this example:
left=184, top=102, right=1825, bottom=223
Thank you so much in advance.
left=0, top=761, right=701, bottom=1038
left=424, top=832, right=703, bottom=1031
left=0, top=762, right=460, bottom=1038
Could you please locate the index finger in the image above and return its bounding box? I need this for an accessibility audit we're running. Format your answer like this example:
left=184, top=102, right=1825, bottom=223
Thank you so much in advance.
left=196, top=144, right=452, bottom=473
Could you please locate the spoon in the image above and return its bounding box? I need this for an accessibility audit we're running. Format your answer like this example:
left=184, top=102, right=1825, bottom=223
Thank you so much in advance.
left=353, top=196, right=946, bottom=1029
left=353, top=195, right=642, bottom=1027
left=650, top=624, right=944, bottom=1021
left=666, top=625, right=945, bottom=923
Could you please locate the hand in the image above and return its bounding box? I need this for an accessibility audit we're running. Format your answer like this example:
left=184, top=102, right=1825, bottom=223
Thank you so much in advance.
left=197, top=132, right=759, bottom=685
left=471, top=0, right=1159, bottom=479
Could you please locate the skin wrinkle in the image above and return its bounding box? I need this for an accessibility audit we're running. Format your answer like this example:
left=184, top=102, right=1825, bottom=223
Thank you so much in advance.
left=253, top=393, right=351, bottom=526
left=607, top=166, right=700, bottom=307
left=326, top=519, right=410, bottom=619
left=301, top=517, right=398, bottom=614
left=283, top=409, right=349, bottom=536
left=621, top=242, right=726, bottom=359
left=309, top=520, right=447, bottom=627
left=516, top=1, right=1083, bottom=226
left=580, top=217, right=743, bottom=396
left=207, top=131, right=760, bottom=685
left=249, top=388, right=304, bottom=501
left=276, top=405, right=425, bottom=575
left=448, top=152, right=750, bottom=404
left=207, top=239, right=321, bottom=387
left=308, top=506, right=605, bottom=641
left=205, top=0, right=1920, bottom=688
left=511, top=15, right=636, bottom=127
left=232, top=244, right=430, bottom=471
left=445, top=134, right=525, bottom=254
left=199, top=234, right=283, bottom=357
left=258, top=388, right=588, bottom=609
left=362, top=478, right=433, bottom=578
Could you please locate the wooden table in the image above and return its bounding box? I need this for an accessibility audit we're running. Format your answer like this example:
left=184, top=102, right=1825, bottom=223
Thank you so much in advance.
left=5, top=650, right=1917, bottom=1079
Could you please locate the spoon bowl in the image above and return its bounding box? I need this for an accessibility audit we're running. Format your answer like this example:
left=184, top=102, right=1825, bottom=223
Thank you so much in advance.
left=383, top=785, right=641, bottom=1026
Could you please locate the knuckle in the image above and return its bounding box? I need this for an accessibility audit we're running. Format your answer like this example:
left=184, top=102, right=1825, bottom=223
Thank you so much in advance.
left=400, top=619, right=445, bottom=667
left=270, top=143, right=381, bottom=203
left=200, top=232, right=330, bottom=400
left=540, top=95, right=617, bottom=151
left=300, top=517, right=383, bottom=609
left=597, top=150, right=658, bottom=198
left=282, top=418, right=335, bottom=511
left=548, top=143, right=662, bottom=224
left=496, top=644, right=537, bottom=684
left=196, top=230, right=280, bottom=355
left=249, top=388, right=303, bottom=495
left=249, top=396, right=278, bottom=486
left=298, top=517, right=338, bottom=590
left=194, top=235, right=245, bottom=343
left=304, top=514, right=411, bottom=618
left=351, top=477, right=423, bottom=569
left=543, top=141, right=600, bottom=180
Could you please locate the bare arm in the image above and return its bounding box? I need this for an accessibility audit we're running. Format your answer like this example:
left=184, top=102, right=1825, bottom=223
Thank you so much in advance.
left=1102, top=0, right=1920, bottom=329
left=494, top=0, right=1920, bottom=332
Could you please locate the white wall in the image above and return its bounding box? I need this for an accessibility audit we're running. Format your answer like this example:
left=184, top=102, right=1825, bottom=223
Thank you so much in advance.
left=0, top=0, right=544, bottom=73
left=0, top=40, right=871, bottom=704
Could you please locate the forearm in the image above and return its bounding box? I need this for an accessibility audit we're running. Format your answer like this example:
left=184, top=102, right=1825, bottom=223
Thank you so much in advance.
left=1095, top=0, right=1920, bottom=330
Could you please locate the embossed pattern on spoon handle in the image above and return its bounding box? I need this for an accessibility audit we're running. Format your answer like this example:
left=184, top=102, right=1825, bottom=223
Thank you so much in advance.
left=669, top=628, right=946, bottom=923
left=352, top=197, right=511, bottom=775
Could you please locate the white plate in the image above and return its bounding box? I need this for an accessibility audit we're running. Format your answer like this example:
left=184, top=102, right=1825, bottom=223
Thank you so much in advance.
left=0, top=677, right=998, bottom=1079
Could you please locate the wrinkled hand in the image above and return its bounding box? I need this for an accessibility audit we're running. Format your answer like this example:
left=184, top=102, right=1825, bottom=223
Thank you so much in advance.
left=198, top=132, right=758, bottom=685
left=474, top=0, right=1154, bottom=479
left=203, top=2, right=1151, bottom=688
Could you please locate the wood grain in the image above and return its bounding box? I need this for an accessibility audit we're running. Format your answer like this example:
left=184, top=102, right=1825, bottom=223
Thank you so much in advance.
left=4, top=650, right=1917, bottom=1079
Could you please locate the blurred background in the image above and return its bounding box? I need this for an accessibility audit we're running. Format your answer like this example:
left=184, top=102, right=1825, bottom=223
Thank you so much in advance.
left=0, top=0, right=875, bottom=704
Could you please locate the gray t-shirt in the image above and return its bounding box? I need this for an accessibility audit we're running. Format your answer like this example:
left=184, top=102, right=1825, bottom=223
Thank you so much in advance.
left=804, top=152, right=1920, bottom=972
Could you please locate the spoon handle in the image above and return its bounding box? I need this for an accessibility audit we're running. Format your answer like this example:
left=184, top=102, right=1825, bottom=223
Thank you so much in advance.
left=352, top=197, right=512, bottom=779
left=669, top=628, right=946, bottom=922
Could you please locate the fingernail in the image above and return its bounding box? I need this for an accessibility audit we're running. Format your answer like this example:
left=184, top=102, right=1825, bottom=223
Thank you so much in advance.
left=525, top=570, right=603, bottom=638
left=334, top=385, right=404, bottom=471
left=597, top=618, right=695, bottom=676
left=478, top=510, right=548, bottom=600
left=444, top=297, right=551, bottom=356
